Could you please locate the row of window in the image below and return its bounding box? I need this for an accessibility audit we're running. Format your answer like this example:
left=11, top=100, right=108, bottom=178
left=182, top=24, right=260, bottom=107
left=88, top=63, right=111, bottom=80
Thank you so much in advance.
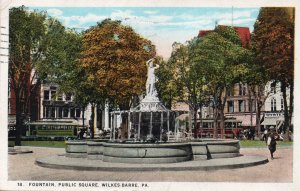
left=44, top=89, right=72, bottom=102
left=227, top=83, right=279, bottom=97
left=227, top=98, right=284, bottom=113
left=43, top=106, right=81, bottom=119
left=227, top=84, right=247, bottom=96
left=35, top=125, right=75, bottom=130
left=227, top=100, right=255, bottom=113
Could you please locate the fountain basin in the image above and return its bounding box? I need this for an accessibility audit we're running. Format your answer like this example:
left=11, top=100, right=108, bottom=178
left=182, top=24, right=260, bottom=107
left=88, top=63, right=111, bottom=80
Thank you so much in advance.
left=87, top=139, right=109, bottom=160
left=65, top=140, right=87, bottom=158
left=102, top=142, right=192, bottom=163
left=190, top=139, right=240, bottom=160
left=65, top=139, right=240, bottom=163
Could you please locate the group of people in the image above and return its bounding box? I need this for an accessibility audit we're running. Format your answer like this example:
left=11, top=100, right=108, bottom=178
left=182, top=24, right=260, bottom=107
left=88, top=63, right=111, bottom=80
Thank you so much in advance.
left=232, top=128, right=256, bottom=140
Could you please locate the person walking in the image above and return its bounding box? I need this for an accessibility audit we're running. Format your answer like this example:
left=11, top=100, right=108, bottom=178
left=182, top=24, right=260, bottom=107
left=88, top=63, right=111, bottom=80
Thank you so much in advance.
left=267, top=126, right=277, bottom=160
left=263, top=128, right=268, bottom=144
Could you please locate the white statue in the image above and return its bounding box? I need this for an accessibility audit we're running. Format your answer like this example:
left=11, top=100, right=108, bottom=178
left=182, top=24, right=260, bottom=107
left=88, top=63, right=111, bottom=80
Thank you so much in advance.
left=137, top=58, right=166, bottom=111
left=146, top=58, right=159, bottom=98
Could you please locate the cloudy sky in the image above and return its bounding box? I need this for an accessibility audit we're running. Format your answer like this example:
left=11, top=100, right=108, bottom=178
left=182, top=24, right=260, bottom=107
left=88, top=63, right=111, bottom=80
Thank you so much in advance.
left=30, top=7, right=260, bottom=59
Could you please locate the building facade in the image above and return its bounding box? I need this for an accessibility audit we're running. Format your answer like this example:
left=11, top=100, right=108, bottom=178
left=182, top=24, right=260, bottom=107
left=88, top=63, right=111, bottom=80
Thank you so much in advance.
left=40, top=83, right=91, bottom=126
left=224, top=83, right=259, bottom=129
left=261, top=81, right=291, bottom=130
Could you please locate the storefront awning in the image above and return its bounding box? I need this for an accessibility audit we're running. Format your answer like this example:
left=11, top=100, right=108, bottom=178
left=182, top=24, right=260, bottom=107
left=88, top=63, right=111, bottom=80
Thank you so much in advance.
left=234, top=115, right=256, bottom=127
left=261, top=118, right=277, bottom=126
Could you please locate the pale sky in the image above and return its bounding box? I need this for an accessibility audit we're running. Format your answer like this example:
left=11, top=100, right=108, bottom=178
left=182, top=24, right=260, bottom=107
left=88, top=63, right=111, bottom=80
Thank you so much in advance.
left=30, top=7, right=260, bottom=59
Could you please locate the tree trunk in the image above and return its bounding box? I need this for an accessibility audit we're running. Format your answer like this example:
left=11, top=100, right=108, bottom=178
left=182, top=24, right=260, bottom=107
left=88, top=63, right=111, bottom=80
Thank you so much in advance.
left=15, top=96, right=22, bottom=146
left=248, top=86, right=255, bottom=135
left=219, top=88, right=227, bottom=139
left=193, top=106, right=198, bottom=138
left=281, top=81, right=290, bottom=140
left=288, top=81, right=294, bottom=132
left=90, top=104, right=95, bottom=139
left=82, top=106, right=85, bottom=128
left=256, top=100, right=261, bottom=139
left=219, top=107, right=225, bottom=139
left=199, top=106, right=203, bottom=138
left=281, top=81, right=289, bottom=132
left=213, top=108, right=218, bottom=139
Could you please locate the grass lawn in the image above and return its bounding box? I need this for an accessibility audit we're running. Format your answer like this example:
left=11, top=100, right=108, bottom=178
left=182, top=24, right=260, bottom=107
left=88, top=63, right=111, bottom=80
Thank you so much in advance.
left=240, top=140, right=293, bottom=148
left=8, top=141, right=66, bottom=148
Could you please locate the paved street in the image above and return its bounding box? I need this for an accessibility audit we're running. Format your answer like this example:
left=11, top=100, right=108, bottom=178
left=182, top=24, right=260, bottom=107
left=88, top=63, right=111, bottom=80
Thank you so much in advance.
left=8, top=146, right=292, bottom=182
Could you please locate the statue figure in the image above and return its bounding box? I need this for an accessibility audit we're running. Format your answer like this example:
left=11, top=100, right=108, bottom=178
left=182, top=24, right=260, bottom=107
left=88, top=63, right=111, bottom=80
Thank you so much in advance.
left=146, top=58, right=159, bottom=98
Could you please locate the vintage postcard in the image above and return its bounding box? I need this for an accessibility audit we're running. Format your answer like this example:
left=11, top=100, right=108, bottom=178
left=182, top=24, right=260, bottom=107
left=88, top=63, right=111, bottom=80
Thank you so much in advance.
left=0, top=0, right=299, bottom=191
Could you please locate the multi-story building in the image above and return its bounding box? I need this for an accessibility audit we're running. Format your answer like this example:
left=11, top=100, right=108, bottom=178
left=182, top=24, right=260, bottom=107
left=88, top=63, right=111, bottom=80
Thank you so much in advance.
left=261, top=81, right=291, bottom=131
left=224, top=83, right=260, bottom=130
left=39, top=83, right=89, bottom=124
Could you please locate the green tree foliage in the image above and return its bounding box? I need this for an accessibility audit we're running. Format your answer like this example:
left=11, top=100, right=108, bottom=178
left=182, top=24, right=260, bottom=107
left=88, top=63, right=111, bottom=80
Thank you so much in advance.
left=189, top=26, right=250, bottom=138
left=158, top=27, right=251, bottom=138
left=252, top=7, right=294, bottom=133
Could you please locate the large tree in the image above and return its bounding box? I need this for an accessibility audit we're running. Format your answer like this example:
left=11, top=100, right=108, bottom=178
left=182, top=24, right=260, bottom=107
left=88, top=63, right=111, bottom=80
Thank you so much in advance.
left=252, top=7, right=294, bottom=134
left=9, top=6, right=83, bottom=145
left=80, top=19, right=155, bottom=138
left=9, top=6, right=48, bottom=145
left=193, top=26, right=250, bottom=138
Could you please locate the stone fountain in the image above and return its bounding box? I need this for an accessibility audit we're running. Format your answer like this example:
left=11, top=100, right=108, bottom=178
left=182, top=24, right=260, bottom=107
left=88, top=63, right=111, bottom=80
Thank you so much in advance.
left=36, top=59, right=268, bottom=170
left=64, top=59, right=241, bottom=164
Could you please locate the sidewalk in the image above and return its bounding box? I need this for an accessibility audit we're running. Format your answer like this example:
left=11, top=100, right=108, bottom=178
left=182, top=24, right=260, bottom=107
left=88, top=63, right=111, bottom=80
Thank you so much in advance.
left=8, top=146, right=293, bottom=182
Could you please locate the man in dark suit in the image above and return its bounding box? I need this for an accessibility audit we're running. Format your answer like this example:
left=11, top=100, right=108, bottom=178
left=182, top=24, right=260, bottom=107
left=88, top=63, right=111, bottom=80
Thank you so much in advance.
left=267, top=126, right=277, bottom=160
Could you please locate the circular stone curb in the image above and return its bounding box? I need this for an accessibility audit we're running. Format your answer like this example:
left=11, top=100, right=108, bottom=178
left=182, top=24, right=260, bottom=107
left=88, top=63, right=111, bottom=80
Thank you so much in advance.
left=8, top=148, right=33, bottom=155
left=35, top=155, right=268, bottom=171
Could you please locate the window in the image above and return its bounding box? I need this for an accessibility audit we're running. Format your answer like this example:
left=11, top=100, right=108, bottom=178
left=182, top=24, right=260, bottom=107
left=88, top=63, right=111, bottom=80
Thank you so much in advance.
left=271, top=82, right=276, bottom=94
left=248, top=100, right=256, bottom=112
left=58, top=107, right=63, bottom=118
left=281, top=99, right=284, bottom=111
left=63, top=108, right=69, bottom=118
left=239, top=84, right=247, bottom=96
left=51, top=91, right=56, bottom=100
left=44, top=90, right=49, bottom=100
left=227, top=88, right=233, bottom=96
left=75, top=108, right=81, bottom=118
left=57, top=93, right=63, bottom=101
left=65, top=93, right=71, bottom=101
left=228, top=101, right=234, bottom=113
left=51, top=107, right=56, bottom=118
left=239, top=100, right=245, bottom=112
left=271, top=98, right=277, bottom=112
left=45, top=106, right=51, bottom=118
left=70, top=108, right=75, bottom=118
